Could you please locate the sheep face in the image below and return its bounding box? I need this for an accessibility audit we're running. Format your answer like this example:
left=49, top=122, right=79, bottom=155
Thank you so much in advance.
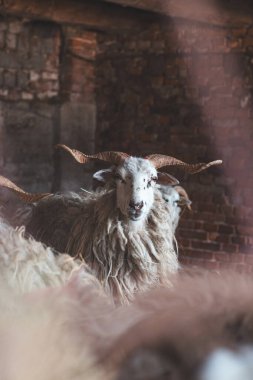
left=115, top=157, right=158, bottom=223
left=159, top=185, right=180, bottom=206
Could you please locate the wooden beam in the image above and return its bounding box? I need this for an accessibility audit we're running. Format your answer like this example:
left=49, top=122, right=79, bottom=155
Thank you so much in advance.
left=0, top=0, right=156, bottom=31
left=101, top=0, right=253, bottom=26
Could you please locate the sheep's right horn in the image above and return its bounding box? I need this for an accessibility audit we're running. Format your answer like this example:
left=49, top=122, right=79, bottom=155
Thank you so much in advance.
left=145, top=154, right=222, bottom=173
left=56, top=144, right=129, bottom=166
left=0, top=175, right=51, bottom=203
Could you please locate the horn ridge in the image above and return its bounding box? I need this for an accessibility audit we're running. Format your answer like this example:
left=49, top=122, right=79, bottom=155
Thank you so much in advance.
left=0, top=175, right=51, bottom=203
left=56, top=144, right=129, bottom=166
left=145, top=154, right=222, bottom=173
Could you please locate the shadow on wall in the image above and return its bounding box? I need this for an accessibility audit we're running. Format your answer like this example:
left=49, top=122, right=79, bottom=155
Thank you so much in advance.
left=94, top=2, right=253, bottom=264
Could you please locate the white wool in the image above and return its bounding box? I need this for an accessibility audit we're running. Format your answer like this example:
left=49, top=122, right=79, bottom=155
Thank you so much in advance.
left=158, top=184, right=192, bottom=234
left=0, top=217, right=100, bottom=294
left=159, top=184, right=181, bottom=233
left=200, top=347, right=253, bottom=380
left=66, top=188, right=178, bottom=302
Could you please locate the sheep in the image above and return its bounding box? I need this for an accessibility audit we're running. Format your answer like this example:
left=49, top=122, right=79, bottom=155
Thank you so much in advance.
left=102, top=269, right=253, bottom=380
left=0, top=215, right=103, bottom=295
left=158, top=184, right=192, bottom=234
left=0, top=149, right=221, bottom=303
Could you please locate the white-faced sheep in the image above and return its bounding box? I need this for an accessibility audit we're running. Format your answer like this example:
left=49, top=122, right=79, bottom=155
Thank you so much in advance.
left=93, top=169, right=192, bottom=234
left=0, top=148, right=221, bottom=303
left=158, top=184, right=192, bottom=234
left=102, top=270, right=253, bottom=380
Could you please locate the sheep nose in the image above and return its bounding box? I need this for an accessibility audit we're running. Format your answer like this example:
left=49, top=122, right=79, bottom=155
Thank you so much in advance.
left=129, top=201, right=144, bottom=211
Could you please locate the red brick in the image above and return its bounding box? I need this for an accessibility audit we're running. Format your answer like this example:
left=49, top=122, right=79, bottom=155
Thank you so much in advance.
left=178, top=238, right=191, bottom=248
left=218, top=225, right=235, bottom=234
left=191, top=240, right=220, bottom=252
left=229, top=253, right=245, bottom=264
left=221, top=243, right=238, bottom=253
left=179, top=229, right=207, bottom=240
left=214, top=234, right=231, bottom=244
left=202, top=223, right=218, bottom=232
left=231, top=236, right=247, bottom=245
left=244, top=255, right=253, bottom=265
left=203, top=260, right=220, bottom=270
left=183, top=249, right=214, bottom=261
left=214, top=252, right=230, bottom=262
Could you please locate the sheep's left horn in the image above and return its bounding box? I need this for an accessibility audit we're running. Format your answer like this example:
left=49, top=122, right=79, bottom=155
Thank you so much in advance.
left=56, top=144, right=129, bottom=166
left=0, top=175, right=51, bottom=203
left=145, top=154, right=222, bottom=173
left=174, top=185, right=192, bottom=210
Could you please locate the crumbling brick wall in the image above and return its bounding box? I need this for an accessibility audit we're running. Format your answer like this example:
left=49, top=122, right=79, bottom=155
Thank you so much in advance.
left=0, top=18, right=96, bottom=192
left=95, top=19, right=253, bottom=271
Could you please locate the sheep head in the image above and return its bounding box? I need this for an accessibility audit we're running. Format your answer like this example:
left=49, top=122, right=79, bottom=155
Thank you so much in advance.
left=58, top=145, right=222, bottom=224
left=114, top=157, right=173, bottom=222
left=159, top=185, right=192, bottom=211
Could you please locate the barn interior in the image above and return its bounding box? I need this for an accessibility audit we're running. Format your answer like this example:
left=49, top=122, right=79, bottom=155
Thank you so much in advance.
left=1, top=0, right=253, bottom=270
left=1, top=2, right=253, bottom=380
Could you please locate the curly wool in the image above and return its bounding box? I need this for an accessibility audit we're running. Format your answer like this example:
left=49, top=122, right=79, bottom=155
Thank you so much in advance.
left=0, top=217, right=101, bottom=294
left=20, top=188, right=178, bottom=303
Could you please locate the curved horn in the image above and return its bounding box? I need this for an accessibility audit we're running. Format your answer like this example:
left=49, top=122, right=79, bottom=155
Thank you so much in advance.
left=145, top=154, right=222, bottom=174
left=174, top=185, right=192, bottom=210
left=56, top=144, right=129, bottom=166
left=0, top=175, right=51, bottom=203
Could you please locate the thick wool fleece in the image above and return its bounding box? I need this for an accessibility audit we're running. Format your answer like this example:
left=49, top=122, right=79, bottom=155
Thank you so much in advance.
left=0, top=217, right=101, bottom=294
left=18, top=188, right=178, bottom=303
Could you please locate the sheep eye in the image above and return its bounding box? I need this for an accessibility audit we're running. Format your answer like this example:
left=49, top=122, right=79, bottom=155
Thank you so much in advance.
left=147, top=180, right=152, bottom=188
left=147, top=176, right=157, bottom=188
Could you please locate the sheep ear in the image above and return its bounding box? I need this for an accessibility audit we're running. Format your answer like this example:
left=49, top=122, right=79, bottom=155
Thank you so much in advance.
left=174, top=185, right=192, bottom=210
left=92, top=168, right=114, bottom=189
left=157, top=172, right=179, bottom=186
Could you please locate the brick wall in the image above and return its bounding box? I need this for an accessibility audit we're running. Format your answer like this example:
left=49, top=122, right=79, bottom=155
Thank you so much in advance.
left=0, top=18, right=97, bottom=193
left=1, top=5, right=253, bottom=271
left=95, top=19, right=253, bottom=271
left=0, top=19, right=60, bottom=191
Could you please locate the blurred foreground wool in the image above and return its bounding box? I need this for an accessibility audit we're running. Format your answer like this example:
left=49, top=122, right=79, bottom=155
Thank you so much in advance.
left=0, top=283, right=113, bottom=380
left=104, top=270, right=253, bottom=380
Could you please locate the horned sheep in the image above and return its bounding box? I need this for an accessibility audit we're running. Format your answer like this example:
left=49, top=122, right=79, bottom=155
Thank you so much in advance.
left=0, top=147, right=221, bottom=303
